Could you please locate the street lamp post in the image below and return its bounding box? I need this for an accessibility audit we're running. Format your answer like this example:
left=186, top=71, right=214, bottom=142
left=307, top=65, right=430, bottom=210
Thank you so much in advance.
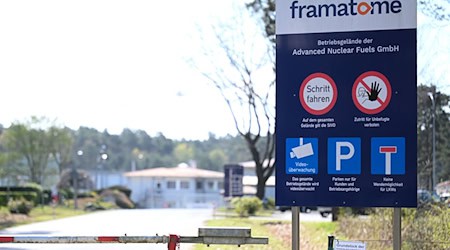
left=427, top=92, right=436, bottom=191
left=97, top=145, right=108, bottom=189
left=72, top=150, right=83, bottom=209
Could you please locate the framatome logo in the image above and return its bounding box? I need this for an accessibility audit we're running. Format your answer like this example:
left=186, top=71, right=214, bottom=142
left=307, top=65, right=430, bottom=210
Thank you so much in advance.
left=290, top=0, right=402, bottom=18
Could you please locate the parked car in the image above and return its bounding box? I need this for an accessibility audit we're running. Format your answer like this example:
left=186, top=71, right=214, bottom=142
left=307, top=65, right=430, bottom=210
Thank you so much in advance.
left=277, top=206, right=290, bottom=212
left=277, top=206, right=317, bottom=213
left=417, top=189, right=440, bottom=204
left=300, top=206, right=317, bottom=213
left=440, top=193, right=450, bottom=207
left=318, top=207, right=332, bottom=217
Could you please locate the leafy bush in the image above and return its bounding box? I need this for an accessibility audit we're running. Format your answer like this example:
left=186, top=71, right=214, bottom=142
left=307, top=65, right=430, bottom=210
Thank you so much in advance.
left=231, top=196, right=262, bottom=217
left=8, top=198, right=34, bottom=215
left=0, top=192, right=38, bottom=206
left=106, top=185, right=132, bottom=198
left=58, top=188, right=73, bottom=199
left=23, top=183, right=52, bottom=205
left=23, top=182, right=43, bottom=192
left=266, top=197, right=276, bottom=210
left=77, top=191, right=97, bottom=199
left=100, top=189, right=135, bottom=209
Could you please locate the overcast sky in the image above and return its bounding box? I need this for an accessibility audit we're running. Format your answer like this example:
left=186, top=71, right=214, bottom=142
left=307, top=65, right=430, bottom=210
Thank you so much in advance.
left=0, top=1, right=448, bottom=140
left=0, top=0, right=239, bottom=140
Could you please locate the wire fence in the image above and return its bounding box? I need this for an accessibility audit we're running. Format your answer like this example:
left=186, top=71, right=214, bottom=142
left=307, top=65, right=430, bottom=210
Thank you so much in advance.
left=334, top=207, right=450, bottom=250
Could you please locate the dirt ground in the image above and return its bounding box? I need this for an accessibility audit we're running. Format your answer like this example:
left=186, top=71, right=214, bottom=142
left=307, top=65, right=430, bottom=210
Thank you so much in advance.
left=0, top=213, right=28, bottom=229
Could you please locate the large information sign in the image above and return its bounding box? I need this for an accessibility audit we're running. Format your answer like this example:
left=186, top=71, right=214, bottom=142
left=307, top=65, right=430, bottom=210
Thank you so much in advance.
left=276, top=0, right=417, bottom=207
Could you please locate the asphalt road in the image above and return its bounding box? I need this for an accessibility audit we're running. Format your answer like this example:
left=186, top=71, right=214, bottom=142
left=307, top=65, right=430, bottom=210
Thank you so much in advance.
left=0, top=208, right=214, bottom=250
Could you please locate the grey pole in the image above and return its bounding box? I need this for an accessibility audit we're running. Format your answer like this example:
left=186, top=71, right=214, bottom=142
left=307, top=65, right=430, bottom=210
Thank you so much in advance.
left=427, top=92, right=436, bottom=191
left=393, top=208, right=401, bottom=250
left=292, top=206, right=300, bottom=250
left=71, top=166, right=78, bottom=209
left=328, top=235, right=335, bottom=250
left=73, top=150, right=84, bottom=210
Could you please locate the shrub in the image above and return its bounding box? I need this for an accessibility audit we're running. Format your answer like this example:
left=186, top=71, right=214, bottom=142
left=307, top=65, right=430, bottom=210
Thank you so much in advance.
left=100, top=189, right=135, bottom=209
left=107, top=185, right=132, bottom=198
left=8, top=198, right=34, bottom=215
left=265, top=197, right=276, bottom=210
left=231, top=196, right=262, bottom=217
left=77, top=191, right=97, bottom=199
left=58, top=188, right=73, bottom=199
left=0, top=192, right=38, bottom=206
left=23, top=182, right=43, bottom=192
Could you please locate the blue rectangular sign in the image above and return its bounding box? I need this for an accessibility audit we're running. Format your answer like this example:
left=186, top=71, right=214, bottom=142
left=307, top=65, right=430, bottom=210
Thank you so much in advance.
left=275, top=0, right=417, bottom=207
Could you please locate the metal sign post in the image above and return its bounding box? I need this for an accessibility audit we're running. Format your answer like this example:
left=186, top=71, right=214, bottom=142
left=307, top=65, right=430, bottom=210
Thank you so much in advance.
left=292, top=206, right=300, bottom=250
left=393, top=208, right=401, bottom=250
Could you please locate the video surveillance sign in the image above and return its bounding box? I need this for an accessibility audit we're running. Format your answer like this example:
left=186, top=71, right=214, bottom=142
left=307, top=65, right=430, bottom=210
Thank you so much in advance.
left=275, top=0, right=417, bottom=207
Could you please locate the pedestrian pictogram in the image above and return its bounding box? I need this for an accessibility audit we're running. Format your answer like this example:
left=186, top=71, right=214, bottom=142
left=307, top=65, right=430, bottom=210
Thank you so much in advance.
left=352, top=71, right=391, bottom=114
left=299, top=73, right=337, bottom=115
left=371, top=137, right=405, bottom=175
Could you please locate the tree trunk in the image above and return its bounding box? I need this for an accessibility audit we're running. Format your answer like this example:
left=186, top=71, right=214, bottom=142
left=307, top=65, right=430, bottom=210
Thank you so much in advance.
left=256, top=179, right=266, bottom=200
left=332, top=207, right=339, bottom=221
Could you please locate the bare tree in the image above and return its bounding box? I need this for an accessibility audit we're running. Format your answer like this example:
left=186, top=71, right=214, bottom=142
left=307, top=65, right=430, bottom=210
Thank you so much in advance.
left=246, top=0, right=275, bottom=47
left=419, top=0, right=450, bottom=21
left=190, top=3, right=275, bottom=199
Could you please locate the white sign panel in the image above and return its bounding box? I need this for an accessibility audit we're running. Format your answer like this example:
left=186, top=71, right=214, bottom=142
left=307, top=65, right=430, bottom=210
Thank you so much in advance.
left=334, top=239, right=366, bottom=250
left=276, top=0, right=417, bottom=35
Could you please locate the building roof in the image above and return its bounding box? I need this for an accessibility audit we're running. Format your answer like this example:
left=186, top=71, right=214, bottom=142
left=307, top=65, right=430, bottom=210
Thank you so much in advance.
left=239, top=159, right=275, bottom=168
left=243, top=176, right=275, bottom=186
left=124, top=166, right=224, bottom=179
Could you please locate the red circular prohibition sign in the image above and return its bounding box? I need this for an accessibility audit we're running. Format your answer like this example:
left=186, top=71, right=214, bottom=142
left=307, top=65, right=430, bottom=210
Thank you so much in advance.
left=299, top=72, right=338, bottom=115
left=352, top=71, right=392, bottom=115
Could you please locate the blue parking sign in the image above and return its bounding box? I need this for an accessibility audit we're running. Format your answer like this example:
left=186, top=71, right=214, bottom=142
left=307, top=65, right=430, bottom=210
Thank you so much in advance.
left=328, top=138, right=361, bottom=174
left=371, top=137, right=405, bottom=175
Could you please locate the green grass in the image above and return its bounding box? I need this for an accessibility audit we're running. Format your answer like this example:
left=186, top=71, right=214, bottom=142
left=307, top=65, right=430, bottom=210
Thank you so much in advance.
left=0, top=205, right=88, bottom=230
left=192, top=218, right=336, bottom=250
left=27, top=205, right=87, bottom=223
left=301, top=221, right=336, bottom=249
left=214, top=207, right=274, bottom=218
left=193, top=218, right=285, bottom=250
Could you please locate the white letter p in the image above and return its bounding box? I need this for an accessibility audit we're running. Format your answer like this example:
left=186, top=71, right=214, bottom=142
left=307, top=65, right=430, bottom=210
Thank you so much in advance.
left=336, top=141, right=355, bottom=171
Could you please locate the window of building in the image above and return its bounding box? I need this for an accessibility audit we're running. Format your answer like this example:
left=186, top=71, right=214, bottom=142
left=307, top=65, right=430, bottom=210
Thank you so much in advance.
left=180, top=181, right=190, bottom=189
left=207, top=181, right=214, bottom=190
left=196, top=181, right=204, bottom=190
left=167, top=181, right=176, bottom=189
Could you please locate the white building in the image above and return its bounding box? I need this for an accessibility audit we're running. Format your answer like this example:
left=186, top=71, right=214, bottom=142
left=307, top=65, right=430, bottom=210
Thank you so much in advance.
left=124, top=164, right=224, bottom=208
left=239, top=159, right=275, bottom=199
